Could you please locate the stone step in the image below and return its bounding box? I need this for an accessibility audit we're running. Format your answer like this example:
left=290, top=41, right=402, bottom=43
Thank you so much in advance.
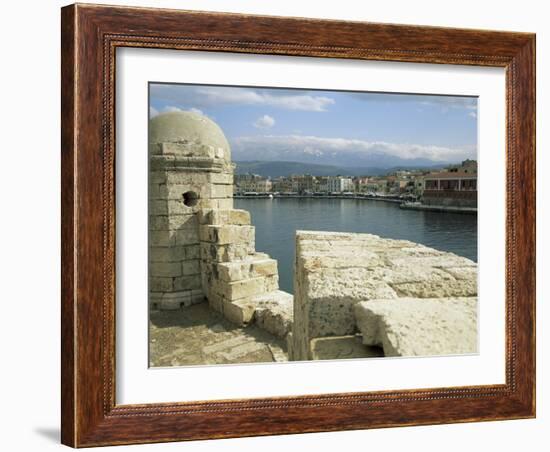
left=199, top=224, right=255, bottom=246
left=253, top=290, right=294, bottom=339
left=216, top=255, right=278, bottom=282
left=222, top=290, right=293, bottom=338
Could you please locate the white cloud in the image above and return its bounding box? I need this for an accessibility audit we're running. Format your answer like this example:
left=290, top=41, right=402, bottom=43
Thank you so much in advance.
left=198, top=88, right=334, bottom=111
left=468, top=111, right=477, bottom=119
left=232, top=134, right=476, bottom=165
left=189, top=107, right=204, bottom=115
left=253, top=114, right=275, bottom=129
left=162, top=106, right=182, bottom=113
left=150, top=84, right=335, bottom=112
left=150, top=106, right=208, bottom=117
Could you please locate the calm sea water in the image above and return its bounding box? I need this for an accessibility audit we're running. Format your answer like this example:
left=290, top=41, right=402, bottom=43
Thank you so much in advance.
left=235, top=198, right=478, bottom=294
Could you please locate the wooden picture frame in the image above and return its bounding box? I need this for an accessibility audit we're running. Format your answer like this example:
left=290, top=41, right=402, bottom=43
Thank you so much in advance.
left=61, top=3, right=536, bottom=447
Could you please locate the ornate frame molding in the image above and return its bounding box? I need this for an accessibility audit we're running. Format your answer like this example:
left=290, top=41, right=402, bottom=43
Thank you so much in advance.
left=61, top=4, right=535, bottom=447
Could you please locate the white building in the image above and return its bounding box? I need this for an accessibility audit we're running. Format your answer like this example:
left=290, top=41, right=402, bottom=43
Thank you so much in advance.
left=327, top=176, right=354, bottom=193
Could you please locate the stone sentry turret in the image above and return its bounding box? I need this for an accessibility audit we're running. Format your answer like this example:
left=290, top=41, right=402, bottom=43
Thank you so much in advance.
left=148, top=111, right=293, bottom=340
left=148, top=111, right=235, bottom=310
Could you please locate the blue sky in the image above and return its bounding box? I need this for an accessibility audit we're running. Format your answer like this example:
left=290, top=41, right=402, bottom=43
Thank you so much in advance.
left=149, top=83, right=477, bottom=168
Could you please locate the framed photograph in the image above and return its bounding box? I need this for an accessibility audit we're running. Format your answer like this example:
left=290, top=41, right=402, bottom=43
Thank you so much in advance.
left=61, top=3, right=535, bottom=447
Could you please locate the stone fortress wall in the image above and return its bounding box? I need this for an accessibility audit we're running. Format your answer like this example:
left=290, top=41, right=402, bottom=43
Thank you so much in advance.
left=150, top=111, right=478, bottom=361
left=290, top=231, right=477, bottom=360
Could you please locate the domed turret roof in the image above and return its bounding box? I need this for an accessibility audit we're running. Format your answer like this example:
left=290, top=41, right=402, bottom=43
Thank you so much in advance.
left=149, top=111, right=231, bottom=160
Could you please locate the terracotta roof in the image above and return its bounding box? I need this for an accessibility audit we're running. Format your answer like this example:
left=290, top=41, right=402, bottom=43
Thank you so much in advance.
left=424, top=171, right=477, bottom=179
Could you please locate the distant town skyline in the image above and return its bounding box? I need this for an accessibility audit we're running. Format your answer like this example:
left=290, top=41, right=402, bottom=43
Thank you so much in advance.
left=149, top=83, right=477, bottom=168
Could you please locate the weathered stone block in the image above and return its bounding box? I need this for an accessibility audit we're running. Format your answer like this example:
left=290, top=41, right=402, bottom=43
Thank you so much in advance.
left=158, top=300, right=182, bottom=311
left=149, top=231, right=174, bottom=247
left=174, top=229, right=199, bottom=246
left=162, top=142, right=216, bottom=159
left=216, top=261, right=253, bottom=282
left=253, top=290, right=293, bottom=338
left=151, top=214, right=196, bottom=231
left=290, top=230, right=478, bottom=361
left=150, top=262, right=182, bottom=277
left=148, top=183, right=163, bottom=200
left=150, top=155, right=175, bottom=170
left=215, top=257, right=276, bottom=282
left=174, top=275, right=202, bottom=291
left=199, top=225, right=254, bottom=245
left=149, top=215, right=168, bottom=231
left=208, top=173, right=234, bottom=185
left=202, top=209, right=251, bottom=226
left=391, top=278, right=477, bottom=298
left=223, top=277, right=266, bottom=301
left=441, top=266, right=478, bottom=280
left=189, top=289, right=206, bottom=305
left=149, top=200, right=168, bottom=215
left=149, top=292, right=163, bottom=309
left=298, top=267, right=397, bottom=338
left=223, top=299, right=256, bottom=325
left=208, top=292, right=224, bottom=314
left=149, top=277, right=173, bottom=292
left=264, top=275, right=279, bottom=292
left=197, top=198, right=235, bottom=210
left=159, top=182, right=202, bottom=200
left=387, top=255, right=476, bottom=269
left=200, top=243, right=254, bottom=263
left=149, top=171, right=167, bottom=184
left=209, top=183, right=233, bottom=199
left=169, top=214, right=198, bottom=231
left=185, top=245, right=201, bottom=260
left=166, top=199, right=191, bottom=215
left=149, top=245, right=186, bottom=263
left=354, top=297, right=478, bottom=357
left=182, top=259, right=200, bottom=276
left=310, top=335, right=383, bottom=361
left=160, top=291, right=192, bottom=310
left=251, top=259, right=278, bottom=277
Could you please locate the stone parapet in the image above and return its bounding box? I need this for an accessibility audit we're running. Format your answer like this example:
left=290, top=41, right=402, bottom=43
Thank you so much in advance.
left=291, top=231, right=478, bottom=360
left=354, top=297, right=477, bottom=357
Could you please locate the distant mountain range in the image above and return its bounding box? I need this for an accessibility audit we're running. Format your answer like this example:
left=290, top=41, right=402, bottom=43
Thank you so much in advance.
left=234, top=161, right=448, bottom=178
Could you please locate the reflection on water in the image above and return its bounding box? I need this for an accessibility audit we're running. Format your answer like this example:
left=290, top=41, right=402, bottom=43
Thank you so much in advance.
left=235, top=198, right=477, bottom=294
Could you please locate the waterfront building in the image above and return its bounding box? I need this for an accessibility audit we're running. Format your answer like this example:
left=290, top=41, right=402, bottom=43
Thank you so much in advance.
left=447, top=159, right=477, bottom=174
left=271, top=176, right=293, bottom=193
left=386, top=176, right=408, bottom=194
left=327, top=176, right=354, bottom=193
left=354, top=176, right=370, bottom=193
left=365, top=178, right=388, bottom=194
left=235, top=173, right=272, bottom=193
left=316, top=176, right=329, bottom=193
left=422, top=171, right=477, bottom=207
left=411, top=175, right=425, bottom=197
left=421, top=160, right=478, bottom=208
left=294, top=174, right=318, bottom=194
